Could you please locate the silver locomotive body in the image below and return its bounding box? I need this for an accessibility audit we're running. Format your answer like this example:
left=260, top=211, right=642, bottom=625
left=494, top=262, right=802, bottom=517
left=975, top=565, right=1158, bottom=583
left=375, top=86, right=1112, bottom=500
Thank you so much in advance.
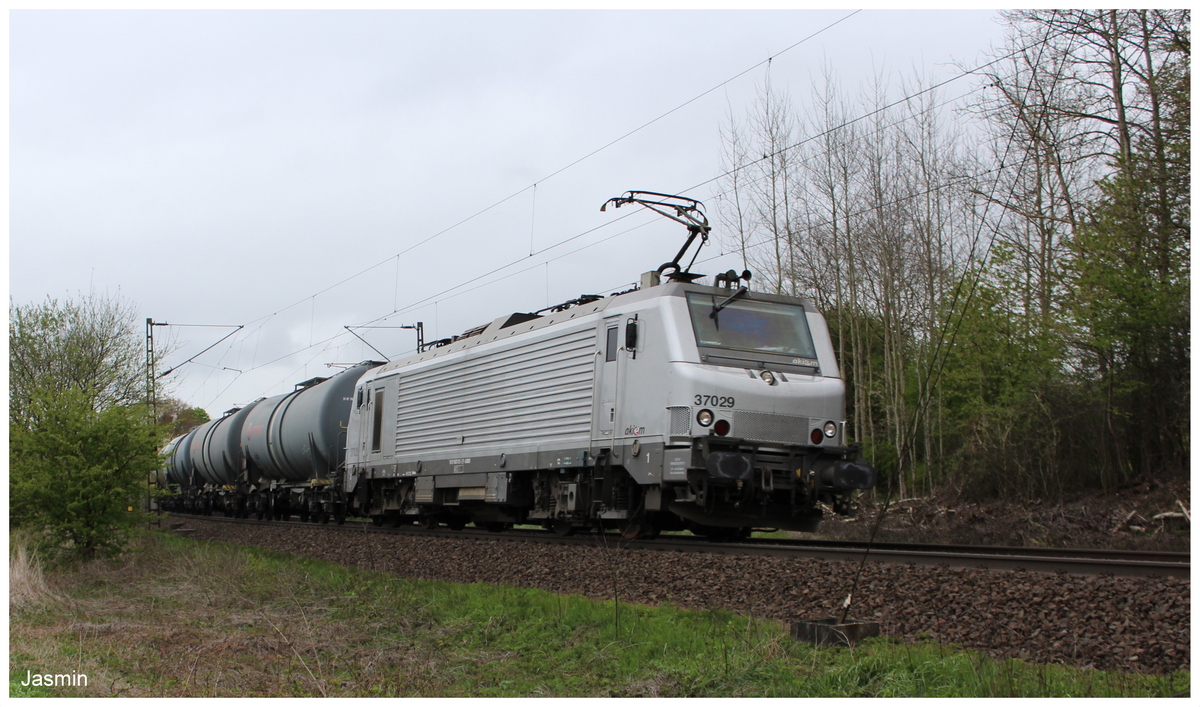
left=343, top=275, right=874, bottom=537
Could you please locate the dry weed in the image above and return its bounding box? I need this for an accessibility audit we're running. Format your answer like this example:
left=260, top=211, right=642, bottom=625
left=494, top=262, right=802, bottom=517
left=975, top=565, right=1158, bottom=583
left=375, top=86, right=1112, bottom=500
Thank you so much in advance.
left=10, top=534, right=58, bottom=610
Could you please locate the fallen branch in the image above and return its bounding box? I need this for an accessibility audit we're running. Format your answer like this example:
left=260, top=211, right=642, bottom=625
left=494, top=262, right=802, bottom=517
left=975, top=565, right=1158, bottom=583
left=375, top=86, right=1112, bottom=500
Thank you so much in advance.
left=1112, top=510, right=1139, bottom=534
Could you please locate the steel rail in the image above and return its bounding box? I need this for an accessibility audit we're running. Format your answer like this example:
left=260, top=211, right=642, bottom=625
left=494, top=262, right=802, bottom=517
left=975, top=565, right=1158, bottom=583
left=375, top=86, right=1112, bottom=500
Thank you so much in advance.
left=165, top=514, right=1189, bottom=580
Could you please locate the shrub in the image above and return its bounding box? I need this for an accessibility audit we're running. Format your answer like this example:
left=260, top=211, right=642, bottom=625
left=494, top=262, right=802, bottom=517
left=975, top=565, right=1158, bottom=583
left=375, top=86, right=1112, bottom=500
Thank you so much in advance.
left=10, top=387, right=160, bottom=560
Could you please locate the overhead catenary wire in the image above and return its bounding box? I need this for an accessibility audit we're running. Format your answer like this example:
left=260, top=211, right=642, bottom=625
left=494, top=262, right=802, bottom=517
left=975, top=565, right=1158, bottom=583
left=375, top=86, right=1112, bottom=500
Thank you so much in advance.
left=181, top=15, right=960, bottom=400
left=192, top=103, right=982, bottom=407
left=202, top=209, right=657, bottom=389
left=156, top=324, right=244, bottom=379
left=363, top=33, right=1066, bottom=338
left=205, top=76, right=998, bottom=393
left=213, top=10, right=864, bottom=341
left=184, top=15, right=1054, bottom=409
left=187, top=86, right=970, bottom=405
left=222, top=148, right=1004, bottom=392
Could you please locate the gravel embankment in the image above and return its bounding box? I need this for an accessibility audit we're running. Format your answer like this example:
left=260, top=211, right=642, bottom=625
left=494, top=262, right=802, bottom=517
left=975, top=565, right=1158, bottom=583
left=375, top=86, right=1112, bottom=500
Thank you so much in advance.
left=172, top=518, right=1189, bottom=675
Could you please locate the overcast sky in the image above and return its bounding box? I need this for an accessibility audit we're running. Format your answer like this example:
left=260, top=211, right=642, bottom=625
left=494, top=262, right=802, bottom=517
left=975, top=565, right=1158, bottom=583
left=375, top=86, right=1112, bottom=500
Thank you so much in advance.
left=10, top=9, right=1008, bottom=417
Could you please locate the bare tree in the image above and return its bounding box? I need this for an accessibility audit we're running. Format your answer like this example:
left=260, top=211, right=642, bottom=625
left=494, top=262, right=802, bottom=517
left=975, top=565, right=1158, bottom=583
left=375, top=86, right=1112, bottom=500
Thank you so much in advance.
left=10, top=293, right=160, bottom=425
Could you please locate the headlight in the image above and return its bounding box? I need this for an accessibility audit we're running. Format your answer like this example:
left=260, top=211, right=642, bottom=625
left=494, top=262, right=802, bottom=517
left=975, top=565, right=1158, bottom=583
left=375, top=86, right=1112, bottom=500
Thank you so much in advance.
left=759, top=370, right=776, bottom=384
left=696, top=409, right=714, bottom=427
left=823, top=421, right=838, bottom=438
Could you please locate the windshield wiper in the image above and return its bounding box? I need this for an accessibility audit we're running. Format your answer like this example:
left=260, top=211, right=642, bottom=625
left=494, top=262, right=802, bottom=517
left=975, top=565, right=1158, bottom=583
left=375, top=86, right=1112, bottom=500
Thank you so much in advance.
left=710, top=286, right=748, bottom=319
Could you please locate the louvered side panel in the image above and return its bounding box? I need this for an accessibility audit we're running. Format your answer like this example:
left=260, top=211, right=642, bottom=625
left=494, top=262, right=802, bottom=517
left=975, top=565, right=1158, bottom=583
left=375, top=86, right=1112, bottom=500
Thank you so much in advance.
left=395, top=327, right=596, bottom=454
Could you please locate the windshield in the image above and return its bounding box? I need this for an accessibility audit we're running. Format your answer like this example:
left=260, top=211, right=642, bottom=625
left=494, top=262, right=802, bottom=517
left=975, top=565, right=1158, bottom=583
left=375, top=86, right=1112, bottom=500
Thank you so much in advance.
left=687, top=292, right=818, bottom=360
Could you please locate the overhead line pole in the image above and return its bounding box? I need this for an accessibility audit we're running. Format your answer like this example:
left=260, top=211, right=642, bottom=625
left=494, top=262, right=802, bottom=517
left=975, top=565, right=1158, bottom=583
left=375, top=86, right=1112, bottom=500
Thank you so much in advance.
left=145, top=318, right=170, bottom=422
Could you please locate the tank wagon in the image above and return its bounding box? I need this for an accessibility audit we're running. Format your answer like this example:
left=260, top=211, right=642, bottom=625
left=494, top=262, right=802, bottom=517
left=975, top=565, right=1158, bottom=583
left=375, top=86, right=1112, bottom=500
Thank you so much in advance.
left=162, top=192, right=875, bottom=538
left=240, top=361, right=379, bottom=521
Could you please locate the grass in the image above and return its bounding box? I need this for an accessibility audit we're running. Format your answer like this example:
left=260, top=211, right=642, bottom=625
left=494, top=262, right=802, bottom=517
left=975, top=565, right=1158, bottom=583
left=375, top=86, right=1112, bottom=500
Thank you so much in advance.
left=8, top=529, right=1190, bottom=697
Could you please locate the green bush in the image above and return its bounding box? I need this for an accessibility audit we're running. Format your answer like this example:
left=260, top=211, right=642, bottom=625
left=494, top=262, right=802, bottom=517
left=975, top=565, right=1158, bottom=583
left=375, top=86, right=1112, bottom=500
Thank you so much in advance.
left=10, top=387, right=160, bottom=560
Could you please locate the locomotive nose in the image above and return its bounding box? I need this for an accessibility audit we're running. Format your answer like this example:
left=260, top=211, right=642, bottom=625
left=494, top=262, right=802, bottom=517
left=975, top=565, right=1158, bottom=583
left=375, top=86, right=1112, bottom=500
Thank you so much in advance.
left=819, top=460, right=877, bottom=490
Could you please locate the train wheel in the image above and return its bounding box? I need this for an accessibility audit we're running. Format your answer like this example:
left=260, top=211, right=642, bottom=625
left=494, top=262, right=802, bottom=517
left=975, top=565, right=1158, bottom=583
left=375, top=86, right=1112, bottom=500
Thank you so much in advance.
left=481, top=522, right=506, bottom=533
left=416, top=516, right=438, bottom=530
left=620, top=519, right=658, bottom=540
left=371, top=514, right=384, bottom=527
left=446, top=517, right=467, bottom=531
left=551, top=519, right=575, bottom=537
left=319, top=511, right=329, bottom=525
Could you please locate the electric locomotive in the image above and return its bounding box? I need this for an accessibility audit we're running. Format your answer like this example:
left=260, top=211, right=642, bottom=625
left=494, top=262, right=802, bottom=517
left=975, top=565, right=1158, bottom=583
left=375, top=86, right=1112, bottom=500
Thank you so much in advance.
left=160, top=192, right=876, bottom=539
left=340, top=192, right=875, bottom=538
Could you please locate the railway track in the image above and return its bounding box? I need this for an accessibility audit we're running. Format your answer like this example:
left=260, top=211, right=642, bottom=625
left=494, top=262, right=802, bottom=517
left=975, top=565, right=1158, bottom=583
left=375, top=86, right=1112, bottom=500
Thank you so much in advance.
left=164, top=513, right=1189, bottom=580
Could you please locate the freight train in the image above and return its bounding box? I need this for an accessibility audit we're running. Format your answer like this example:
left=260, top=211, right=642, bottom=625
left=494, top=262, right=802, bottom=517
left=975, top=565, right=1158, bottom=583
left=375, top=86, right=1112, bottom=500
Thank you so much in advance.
left=159, top=193, right=876, bottom=540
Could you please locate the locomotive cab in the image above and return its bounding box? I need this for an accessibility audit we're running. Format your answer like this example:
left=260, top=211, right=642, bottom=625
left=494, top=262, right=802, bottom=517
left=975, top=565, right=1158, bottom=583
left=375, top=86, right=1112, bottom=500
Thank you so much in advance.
left=598, top=276, right=875, bottom=535
left=661, top=280, right=873, bottom=532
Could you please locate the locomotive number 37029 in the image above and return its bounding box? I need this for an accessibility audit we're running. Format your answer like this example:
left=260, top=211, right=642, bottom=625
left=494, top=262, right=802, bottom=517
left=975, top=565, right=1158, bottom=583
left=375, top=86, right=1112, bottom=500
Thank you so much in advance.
left=695, top=395, right=735, bottom=408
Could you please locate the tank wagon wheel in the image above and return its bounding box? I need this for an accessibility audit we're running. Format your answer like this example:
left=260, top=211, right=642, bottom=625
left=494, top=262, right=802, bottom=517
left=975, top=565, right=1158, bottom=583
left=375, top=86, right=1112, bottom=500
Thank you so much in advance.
left=416, top=516, right=438, bottom=530
left=335, top=512, right=347, bottom=526
left=446, top=517, right=467, bottom=531
left=318, top=510, right=330, bottom=525
left=480, top=522, right=507, bottom=533
left=619, top=520, right=660, bottom=541
left=371, top=514, right=384, bottom=527
left=550, top=519, right=575, bottom=537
